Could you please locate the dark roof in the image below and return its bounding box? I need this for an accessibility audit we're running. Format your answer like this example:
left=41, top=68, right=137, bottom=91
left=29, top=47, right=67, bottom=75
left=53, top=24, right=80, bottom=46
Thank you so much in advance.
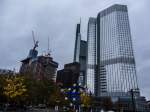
left=64, top=62, right=80, bottom=68
left=21, top=57, right=31, bottom=63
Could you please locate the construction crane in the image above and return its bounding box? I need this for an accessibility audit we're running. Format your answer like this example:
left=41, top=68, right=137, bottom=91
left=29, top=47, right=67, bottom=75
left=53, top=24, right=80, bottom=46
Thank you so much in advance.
left=32, top=30, right=39, bottom=50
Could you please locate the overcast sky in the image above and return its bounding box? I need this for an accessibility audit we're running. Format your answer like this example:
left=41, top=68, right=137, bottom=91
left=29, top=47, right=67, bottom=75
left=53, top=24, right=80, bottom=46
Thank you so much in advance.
left=0, top=0, right=150, bottom=99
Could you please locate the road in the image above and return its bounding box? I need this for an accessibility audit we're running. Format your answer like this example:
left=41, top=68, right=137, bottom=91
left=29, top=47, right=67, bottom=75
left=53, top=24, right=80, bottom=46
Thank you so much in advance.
left=0, top=108, right=57, bottom=112
left=28, top=108, right=57, bottom=112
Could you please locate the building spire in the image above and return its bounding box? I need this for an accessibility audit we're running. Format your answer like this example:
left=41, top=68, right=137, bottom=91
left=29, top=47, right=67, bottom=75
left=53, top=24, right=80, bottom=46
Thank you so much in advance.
left=80, top=17, right=81, bottom=25
left=80, top=17, right=81, bottom=34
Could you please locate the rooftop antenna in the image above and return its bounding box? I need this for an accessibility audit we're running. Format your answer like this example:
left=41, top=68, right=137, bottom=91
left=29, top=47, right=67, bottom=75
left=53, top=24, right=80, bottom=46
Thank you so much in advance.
left=32, top=30, right=39, bottom=50
left=79, top=17, right=82, bottom=40
left=80, top=17, right=81, bottom=25
left=47, top=36, right=51, bottom=56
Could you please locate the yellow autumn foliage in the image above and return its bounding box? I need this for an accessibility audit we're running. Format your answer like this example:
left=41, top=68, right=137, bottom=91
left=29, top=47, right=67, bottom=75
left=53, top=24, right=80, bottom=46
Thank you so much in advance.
left=80, top=92, right=91, bottom=107
left=4, top=76, right=27, bottom=100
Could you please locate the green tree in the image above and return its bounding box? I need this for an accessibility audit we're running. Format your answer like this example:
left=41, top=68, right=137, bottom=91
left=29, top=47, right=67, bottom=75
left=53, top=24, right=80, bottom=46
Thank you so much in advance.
left=24, top=76, right=55, bottom=105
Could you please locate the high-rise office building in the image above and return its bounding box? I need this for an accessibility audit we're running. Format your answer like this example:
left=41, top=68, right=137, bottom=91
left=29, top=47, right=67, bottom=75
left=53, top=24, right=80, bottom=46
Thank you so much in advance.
left=74, top=24, right=81, bottom=62
left=74, top=23, right=87, bottom=86
left=87, top=4, right=139, bottom=97
left=86, top=18, right=97, bottom=94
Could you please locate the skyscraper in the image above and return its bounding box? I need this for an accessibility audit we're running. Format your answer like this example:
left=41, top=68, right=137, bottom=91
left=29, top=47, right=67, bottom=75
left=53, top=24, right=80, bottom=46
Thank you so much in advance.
left=86, top=18, right=97, bottom=94
left=87, top=4, right=139, bottom=97
left=74, top=23, right=87, bottom=86
left=74, top=24, right=81, bottom=62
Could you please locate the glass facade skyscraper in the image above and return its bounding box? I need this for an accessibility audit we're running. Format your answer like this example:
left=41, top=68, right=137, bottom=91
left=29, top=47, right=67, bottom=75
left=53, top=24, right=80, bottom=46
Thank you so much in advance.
left=74, top=24, right=81, bottom=62
left=87, top=18, right=97, bottom=93
left=74, top=23, right=87, bottom=86
left=86, top=4, right=139, bottom=97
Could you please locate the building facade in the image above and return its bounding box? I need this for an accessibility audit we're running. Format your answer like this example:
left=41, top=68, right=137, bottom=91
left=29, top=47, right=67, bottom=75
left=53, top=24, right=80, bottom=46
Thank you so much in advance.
left=114, top=96, right=148, bottom=112
left=86, top=18, right=97, bottom=94
left=74, top=24, right=81, bottom=62
left=20, top=48, right=58, bottom=81
left=86, top=4, right=139, bottom=97
left=56, top=62, right=80, bottom=87
left=74, top=23, right=87, bottom=86
left=79, top=40, right=87, bottom=86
